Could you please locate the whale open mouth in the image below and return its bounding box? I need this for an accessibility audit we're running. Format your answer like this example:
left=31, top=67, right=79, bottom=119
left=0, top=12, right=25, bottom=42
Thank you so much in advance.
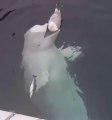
left=48, top=21, right=59, bottom=32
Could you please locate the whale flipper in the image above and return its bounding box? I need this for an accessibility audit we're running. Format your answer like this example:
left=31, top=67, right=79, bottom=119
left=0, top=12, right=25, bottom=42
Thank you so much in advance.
left=29, top=75, right=37, bottom=98
left=29, top=70, right=49, bottom=98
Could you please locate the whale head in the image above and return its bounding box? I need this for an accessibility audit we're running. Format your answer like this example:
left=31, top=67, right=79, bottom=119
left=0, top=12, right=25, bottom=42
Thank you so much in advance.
left=23, top=23, right=60, bottom=53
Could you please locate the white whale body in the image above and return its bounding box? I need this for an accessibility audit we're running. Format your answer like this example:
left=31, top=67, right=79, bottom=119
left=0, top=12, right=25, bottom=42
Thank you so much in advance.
left=21, top=23, right=88, bottom=120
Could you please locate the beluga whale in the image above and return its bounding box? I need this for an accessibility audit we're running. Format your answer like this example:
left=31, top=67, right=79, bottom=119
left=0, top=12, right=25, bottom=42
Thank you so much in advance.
left=21, top=4, right=89, bottom=120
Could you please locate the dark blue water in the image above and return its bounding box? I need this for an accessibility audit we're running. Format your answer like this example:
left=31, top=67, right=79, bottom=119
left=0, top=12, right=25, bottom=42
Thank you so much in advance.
left=0, top=0, right=112, bottom=120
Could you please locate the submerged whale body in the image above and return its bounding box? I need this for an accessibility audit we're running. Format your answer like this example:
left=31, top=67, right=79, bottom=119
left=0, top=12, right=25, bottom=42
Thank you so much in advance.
left=21, top=23, right=88, bottom=120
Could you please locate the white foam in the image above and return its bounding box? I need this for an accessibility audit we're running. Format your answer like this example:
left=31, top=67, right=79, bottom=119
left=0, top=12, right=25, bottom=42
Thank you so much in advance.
left=59, top=45, right=82, bottom=61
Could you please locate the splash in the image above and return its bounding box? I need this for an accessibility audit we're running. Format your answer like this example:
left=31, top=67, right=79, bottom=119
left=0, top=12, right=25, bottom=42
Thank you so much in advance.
left=58, top=44, right=82, bottom=61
